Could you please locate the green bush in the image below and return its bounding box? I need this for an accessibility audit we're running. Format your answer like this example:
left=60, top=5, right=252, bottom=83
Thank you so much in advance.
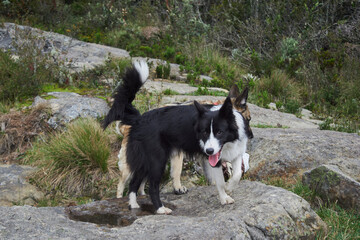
left=164, top=46, right=175, bottom=59
left=254, top=70, right=301, bottom=108
left=278, top=37, right=302, bottom=76
left=156, top=65, right=163, bottom=78
left=163, top=62, right=171, bottom=79
left=0, top=26, right=71, bottom=103
left=24, top=118, right=118, bottom=198
left=0, top=50, right=41, bottom=101
left=163, top=89, right=179, bottom=95
left=284, top=99, right=301, bottom=114
left=155, top=62, right=171, bottom=79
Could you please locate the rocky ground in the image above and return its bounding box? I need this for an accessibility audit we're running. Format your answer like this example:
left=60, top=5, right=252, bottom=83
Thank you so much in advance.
left=1, top=181, right=326, bottom=240
left=1, top=23, right=359, bottom=239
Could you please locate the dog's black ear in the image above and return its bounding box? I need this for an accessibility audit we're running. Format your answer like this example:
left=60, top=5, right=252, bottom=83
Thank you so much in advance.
left=219, top=97, right=233, bottom=118
left=235, top=87, right=249, bottom=107
left=194, top=100, right=208, bottom=116
left=228, top=84, right=240, bottom=98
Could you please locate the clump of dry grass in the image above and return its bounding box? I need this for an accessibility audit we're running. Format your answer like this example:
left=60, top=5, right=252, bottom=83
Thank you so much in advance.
left=0, top=104, right=52, bottom=164
left=24, top=118, right=120, bottom=199
left=256, top=69, right=301, bottom=101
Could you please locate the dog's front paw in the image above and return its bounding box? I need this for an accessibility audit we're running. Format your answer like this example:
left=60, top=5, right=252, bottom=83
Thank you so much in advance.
left=220, top=195, right=235, bottom=205
left=129, top=202, right=140, bottom=209
left=156, top=206, right=172, bottom=214
left=225, top=182, right=234, bottom=194
left=174, top=186, right=188, bottom=195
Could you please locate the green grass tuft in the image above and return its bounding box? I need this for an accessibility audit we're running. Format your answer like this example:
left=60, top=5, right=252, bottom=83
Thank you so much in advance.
left=24, top=118, right=119, bottom=198
left=162, top=89, right=180, bottom=95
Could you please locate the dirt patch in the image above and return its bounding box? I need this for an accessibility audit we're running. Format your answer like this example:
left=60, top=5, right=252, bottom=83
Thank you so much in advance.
left=0, top=104, right=52, bottom=164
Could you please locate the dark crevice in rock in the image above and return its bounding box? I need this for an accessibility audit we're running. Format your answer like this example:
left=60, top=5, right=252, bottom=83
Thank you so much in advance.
left=66, top=196, right=176, bottom=227
left=282, top=206, right=298, bottom=223
left=245, top=224, right=267, bottom=240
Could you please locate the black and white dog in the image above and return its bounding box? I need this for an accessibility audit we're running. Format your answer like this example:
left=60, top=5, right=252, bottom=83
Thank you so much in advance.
left=103, top=61, right=241, bottom=214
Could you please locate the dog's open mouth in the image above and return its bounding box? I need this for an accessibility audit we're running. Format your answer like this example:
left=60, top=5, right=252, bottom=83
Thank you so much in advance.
left=208, top=148, right=222, bottom=167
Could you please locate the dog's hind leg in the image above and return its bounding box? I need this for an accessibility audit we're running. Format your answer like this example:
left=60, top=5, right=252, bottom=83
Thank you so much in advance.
left=128, top=172, right=145, bottom=209
left=148, top=157, right=172, bottom=214
left=209, top=166, right=234, bottom=205
left=149, top=176, right=172, bottom=214
left=117, top=147, right=131, bottom=198
left=138, top=179, right=146, bottom=195
left=171, top=150, right=188, bottom=195
left=117, top=171, right=131, bottom=198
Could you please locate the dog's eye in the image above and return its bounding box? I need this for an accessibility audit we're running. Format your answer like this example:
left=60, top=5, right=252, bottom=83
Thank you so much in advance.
left=216, top=130, right=223, bottom=136
left=202, top=131, right=208, bottom=137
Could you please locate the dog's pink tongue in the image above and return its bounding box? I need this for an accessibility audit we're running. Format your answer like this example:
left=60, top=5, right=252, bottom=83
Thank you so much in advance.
left=209, top=152, right=220, bottom=167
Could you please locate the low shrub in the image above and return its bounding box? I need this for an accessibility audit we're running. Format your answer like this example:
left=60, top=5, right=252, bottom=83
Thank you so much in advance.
left=180, top=39, right=245, bottom=89
left=0, top=50, right=47, bottom=102
left=0, top=104, right=52, bottom=164
left=192, top=87, right=227, bottom=97
left=253, top=69, right=302, bottom=112
left=0, top=27, right=69, bottom=103
left=155, top=62, right=171, bottom=79
left=163, top=89, right=179, bottom=96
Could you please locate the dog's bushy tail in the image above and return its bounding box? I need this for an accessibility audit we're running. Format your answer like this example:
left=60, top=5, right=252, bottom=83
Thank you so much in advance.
left=102, top=61, right=149, bottom=129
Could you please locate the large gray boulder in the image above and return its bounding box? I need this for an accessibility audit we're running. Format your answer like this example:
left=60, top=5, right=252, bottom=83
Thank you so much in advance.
left=0, top=23, right=130, bottom=72
left=0, top=165, right=44, bottom=206
left=0, top=181, right=326, bottom=239
left=32, top=92, right=109, bottom=129
left=248, top=128, right=360, bottom=182
left=303, top=165, right=360, bottom=212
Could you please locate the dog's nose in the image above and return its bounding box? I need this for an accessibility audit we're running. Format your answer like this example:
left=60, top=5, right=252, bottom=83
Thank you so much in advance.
left=249, top=130, right=254, bottom=139
left=248, top=127, right=254, bottom=139
left=206, top=148, right=214, bottom=155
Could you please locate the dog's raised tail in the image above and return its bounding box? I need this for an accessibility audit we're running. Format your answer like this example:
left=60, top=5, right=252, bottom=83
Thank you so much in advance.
left=102, top=61, right=149, bottom=129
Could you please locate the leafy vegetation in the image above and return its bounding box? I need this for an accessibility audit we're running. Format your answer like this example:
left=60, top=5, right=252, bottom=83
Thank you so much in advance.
left=1, top=0, right=358, bottom=132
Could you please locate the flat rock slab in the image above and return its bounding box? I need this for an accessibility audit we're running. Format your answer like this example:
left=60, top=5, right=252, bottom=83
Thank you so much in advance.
left=32, top=92, right=109, bottom=128
left=1, top=23, right=130, bottom=72
left=248, top=128, right=360, bottom=181
left=161, top=95, right=225, bottom=105
left=249, top=104, right=318, bottom=129
left=143, top=80, right=228, bottom=95
left=303, top=165, right=360, bottom=212
left=0, top=165, right=44, bottom=206
left=162, top=96, right=319, bottom=129
left=0, top=181, right=326, bottom=239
